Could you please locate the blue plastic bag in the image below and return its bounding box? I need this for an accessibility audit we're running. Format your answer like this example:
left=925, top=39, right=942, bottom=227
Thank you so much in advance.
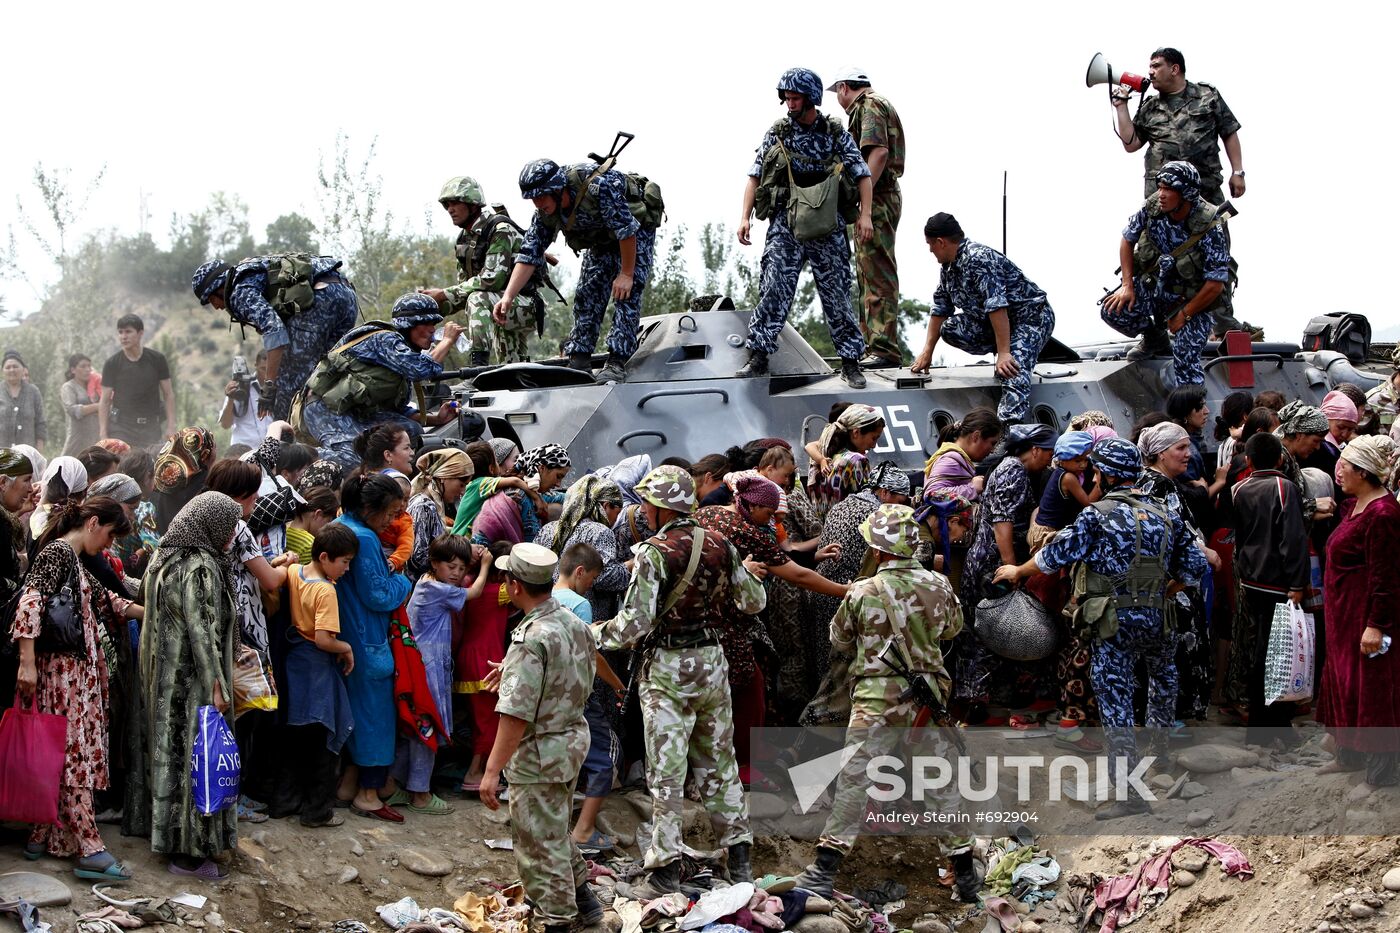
left=190, top=705, right=240, bottom=815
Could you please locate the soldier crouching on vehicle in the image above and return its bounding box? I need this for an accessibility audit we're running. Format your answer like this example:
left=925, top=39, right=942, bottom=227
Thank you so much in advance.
left=1099, top=161, right=1231, bottom=386
left=593, top=466, right=768, bottom=896
left=793, top=504, right=977, bottom=900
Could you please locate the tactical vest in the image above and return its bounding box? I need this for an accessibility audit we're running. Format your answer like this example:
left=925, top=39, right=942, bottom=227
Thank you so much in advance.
left=1068, top=489, right=1176, bottom=640
left=538, top=167, right=665, bottom=254
left=644, top=522, right=730, bottom=640
left=303, top=323, right=411, bottom=421
left=1131, top=193, right=1233, bottom=310
left=229, top=253, right=342, bottom=322
left=753, top=116, right=861, bottom=222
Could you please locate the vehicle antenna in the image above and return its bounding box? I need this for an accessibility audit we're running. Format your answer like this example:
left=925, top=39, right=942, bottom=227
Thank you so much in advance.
left=1002, top=170, right=1008, bottom=256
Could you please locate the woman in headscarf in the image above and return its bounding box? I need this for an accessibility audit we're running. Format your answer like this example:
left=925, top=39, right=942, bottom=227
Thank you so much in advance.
left=138, top=491, right=242, bottom=880
left=501, top=443, right=571, bottom=541
left=331, top=473, right=413, bottom=821
left=150, top=427, right=218, bottom=534
left=1276, top=401, right=1336, bottom=526
left=695, top=475, right=848, bottom=775
left=1137, top=420, right=1219, bottom=724
left=13, top=497, right=138, bottom=880
left=1319, top=436, right=1400, bottom=790
left=924, top=407, right=1002, bottom=503
left=298, top=458, right=345, bottom=496
left=30, top=455, right=89, bottom=541
left=955, top=423, right=1057, bottom=721
left=488, top=438, right=520, bottom=476
left=60, top=353, right=101, bottom=457
left=0, top=448, right=35, bottom=592
left=808, top=404, right=885, bottom=522
left=536, top=475, right=628, bottom=620
left=1302, top=390, right=1360, bottom=480
left=405, top=447, right=474, bottom=578
left=111, top=449, right=160, bottom=579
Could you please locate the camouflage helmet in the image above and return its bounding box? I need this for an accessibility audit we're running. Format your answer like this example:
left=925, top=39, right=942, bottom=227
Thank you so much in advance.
left=438, top=176, right=486, bottom=206
left=635, top=465, right=696, bottom=515
left=1090, top=437, right=1143, bottom=481
left=191, top=259, right=232, bottom=305
left=1155, top=160, right=1201, bottom=201
left=519, top=159, right=567, bottom=200
left=390, top=292, right=444, bottom=330
left=860, top=503, right=920, bottom=558
left=777, top=67, right=824, bottom=107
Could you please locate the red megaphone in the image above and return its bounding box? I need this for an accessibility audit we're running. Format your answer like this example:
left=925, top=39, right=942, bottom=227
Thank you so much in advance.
left=1086, top=53, right=1150, bottom=93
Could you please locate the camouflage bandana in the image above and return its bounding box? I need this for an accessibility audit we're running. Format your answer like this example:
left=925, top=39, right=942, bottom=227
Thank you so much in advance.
left=298, top=459, right=345, bottom=494
left=860, top=503, right=920, bottom=558
left=1156, top=160, right=1201, bottom=202
left=635, top=465, right=696, bottom=515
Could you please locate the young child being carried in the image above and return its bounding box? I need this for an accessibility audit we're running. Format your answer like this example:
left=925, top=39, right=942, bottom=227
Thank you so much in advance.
left=1027, top=430, right=1103, bottom=554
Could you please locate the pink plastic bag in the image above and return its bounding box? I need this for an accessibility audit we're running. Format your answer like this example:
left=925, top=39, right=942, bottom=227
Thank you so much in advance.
left=0, top=697, right=67, bottom=824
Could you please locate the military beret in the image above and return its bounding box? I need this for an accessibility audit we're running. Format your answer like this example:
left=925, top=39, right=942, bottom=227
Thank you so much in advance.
left=923, top=213, right=964, bottom=239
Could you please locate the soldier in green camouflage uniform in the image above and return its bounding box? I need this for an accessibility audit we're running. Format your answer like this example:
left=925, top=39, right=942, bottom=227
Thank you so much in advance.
left=594, top=466, right=767, bottom=896
left=420, top=176, right=540, bottom=365
left=480, top=543, right=602, bottom=933
left=831, top=69, right=906, bottom=368
left=795, top=504, right=979, bottom=900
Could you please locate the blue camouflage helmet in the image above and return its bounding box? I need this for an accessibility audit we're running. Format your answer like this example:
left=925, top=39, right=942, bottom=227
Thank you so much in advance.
left=1090, top=437, right=1143, bottom=481
left=519, top=159, right=567, bottom=200
left=192, top=260, right=233, bottom=305
left=390, top=292, right=445, bottom=330
left=1155, top=160, right=1201, bottom=201
left=777, top=67, right=824, bottom=107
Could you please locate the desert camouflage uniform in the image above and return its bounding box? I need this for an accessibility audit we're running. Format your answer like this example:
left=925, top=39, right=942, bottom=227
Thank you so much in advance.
left=932, top=239, right=1055, bottom=422
left=442, top=211, right=536, bottom=363
left=845, top=89, right=906, bottom=363
left=1132, top=81, right=1244, bottom=332
left=818, top=504, right=972, bottom=854
left=595, top=516, right=767, bottom=870
left=496, top=597, right=595, bottom=926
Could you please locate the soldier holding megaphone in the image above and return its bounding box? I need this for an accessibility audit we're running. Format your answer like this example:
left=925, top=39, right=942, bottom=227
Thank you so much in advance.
left=1090, top=46, right=1253, bottom=339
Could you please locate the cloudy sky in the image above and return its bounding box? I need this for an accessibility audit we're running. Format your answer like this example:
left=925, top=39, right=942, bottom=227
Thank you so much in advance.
left=2, top=1, right=1391, bottom=347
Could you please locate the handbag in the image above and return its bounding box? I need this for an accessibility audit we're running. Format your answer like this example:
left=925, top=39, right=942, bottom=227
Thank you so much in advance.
left=975, top=587, right=1059, bottom=661
left=1264, top=600, right=1316, bottom=705
left=33, top=556, right=85, bottom=659
left=0, top=694, right=67, bottom=824
left=775, top=137, right=842, bottom=242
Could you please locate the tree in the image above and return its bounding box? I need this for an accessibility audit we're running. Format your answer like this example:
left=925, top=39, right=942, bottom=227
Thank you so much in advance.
left=14, top=162, right=106, bottom=271
left=261, top=213, right=320, bottom=255
left=316, top=133, right=399, bottom=318
left=640, top=225, right=695, bottom=317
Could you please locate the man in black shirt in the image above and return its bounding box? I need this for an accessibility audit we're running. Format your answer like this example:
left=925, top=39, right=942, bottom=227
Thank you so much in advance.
left=98, top=314, right=175, bottom=449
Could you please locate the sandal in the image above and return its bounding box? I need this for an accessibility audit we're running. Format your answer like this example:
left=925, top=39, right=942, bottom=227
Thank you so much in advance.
left=74, top=852, right=133, bottom=882
left=237, top=803, right=268, bottom=823
left=23, top=842, right=45, bottom=861
left=381, top=790, right=413, bottom=808
left=574, top=830, right=615, bottom=854
left=301, top=812, right=346, bottom=828
left=460, top=779, right=483, bottom=794
left=168, top=859, right=228, bottom=881
left=351, top=804, right=405, bottom=823
left=238, top=795, right=268, bottom=812
left=407, top=795, right=455, bottom=816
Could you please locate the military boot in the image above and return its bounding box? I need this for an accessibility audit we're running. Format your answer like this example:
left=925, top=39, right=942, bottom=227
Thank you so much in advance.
left=1094, top=787, right=1151, bottom=821
left=598, top=353, right=629, bottom=385
left=951, top=851, right=982, bottom=903
left=793, top=846, right=843, bottom=897
left=736, top=350, right=769, bottom=378
left=468, top=351, right=490, bottom=368
left=727, top=842, right=753, bottom=884
left=840, top=358, right=867, bottom=389
left=1126, top=327, right=1171, bottom=361
left=630, top=861, right=681, bottom=899
left=575, top=882, right=604, bottom=927
left=566, top=352, right=593, bottom=373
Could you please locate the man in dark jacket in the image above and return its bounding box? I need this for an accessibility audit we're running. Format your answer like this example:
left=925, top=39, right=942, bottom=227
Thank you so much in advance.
left=1231, top=431, right=1310, bottom=743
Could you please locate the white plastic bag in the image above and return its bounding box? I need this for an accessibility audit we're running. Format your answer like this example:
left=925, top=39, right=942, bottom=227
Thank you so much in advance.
left=1264, top=600, right=1315, bottom=705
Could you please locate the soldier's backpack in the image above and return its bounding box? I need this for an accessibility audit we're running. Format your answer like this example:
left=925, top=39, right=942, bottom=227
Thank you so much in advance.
left=550, top=166, right=666, bottom=254
left=231, top=253, right=343, bottom=322
left=1065, top=489, right=1176, bottom=641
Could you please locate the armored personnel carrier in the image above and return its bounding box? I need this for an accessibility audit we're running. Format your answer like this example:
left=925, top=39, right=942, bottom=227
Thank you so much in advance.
left=427, top=306, right=1389, bottom=468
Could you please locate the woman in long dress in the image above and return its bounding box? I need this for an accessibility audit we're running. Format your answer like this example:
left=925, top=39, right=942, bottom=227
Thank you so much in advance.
left=13, top=497, right=139, bottom=880
left=139, top=491, right=242, bottom=880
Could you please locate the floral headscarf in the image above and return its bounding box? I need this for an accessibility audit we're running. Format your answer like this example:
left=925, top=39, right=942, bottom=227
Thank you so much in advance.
left=517, top=444, right=570, bottom=478
left=154, top=427, right=217, bottom=493
left=551, top=476, right=623, bottom=556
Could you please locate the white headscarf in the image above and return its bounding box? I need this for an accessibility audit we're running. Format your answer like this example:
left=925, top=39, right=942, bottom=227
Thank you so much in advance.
left=40, top=456, right=88, bottom=505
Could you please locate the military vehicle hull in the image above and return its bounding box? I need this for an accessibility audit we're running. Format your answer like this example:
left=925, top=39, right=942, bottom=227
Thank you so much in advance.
left=429, top=308, right=1388, bottom=469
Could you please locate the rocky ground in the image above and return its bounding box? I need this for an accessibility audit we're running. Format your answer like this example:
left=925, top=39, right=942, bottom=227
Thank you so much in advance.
left=4, top=730, right=1400, bottom=933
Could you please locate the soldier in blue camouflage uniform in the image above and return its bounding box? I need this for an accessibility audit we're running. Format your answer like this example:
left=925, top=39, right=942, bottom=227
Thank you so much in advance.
left=1111, top=47, right=1248, bottom=336
left=495, top=159, right=660, bottom=385
left=594, top=466, right=767, bottom=896
left=1099, top=161, right=1230, bottom=387
left=480, top=543, right=603, bottom=933
left=419, top=176, right=541, bottom=366
left=911, top=213, right=1056, bottom=423
left=995, top=439, right=1208, bottom=819
left=794, top=504, right=979, bottom=901
left=192, top=255, right=358, bottom=420
left=291, top=294, right=462, bottom=468
left=738, top=68, right=874, bottom=390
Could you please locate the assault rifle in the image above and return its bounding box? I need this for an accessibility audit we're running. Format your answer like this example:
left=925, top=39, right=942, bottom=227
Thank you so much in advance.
left=877, top=633, right=969, bottom=761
